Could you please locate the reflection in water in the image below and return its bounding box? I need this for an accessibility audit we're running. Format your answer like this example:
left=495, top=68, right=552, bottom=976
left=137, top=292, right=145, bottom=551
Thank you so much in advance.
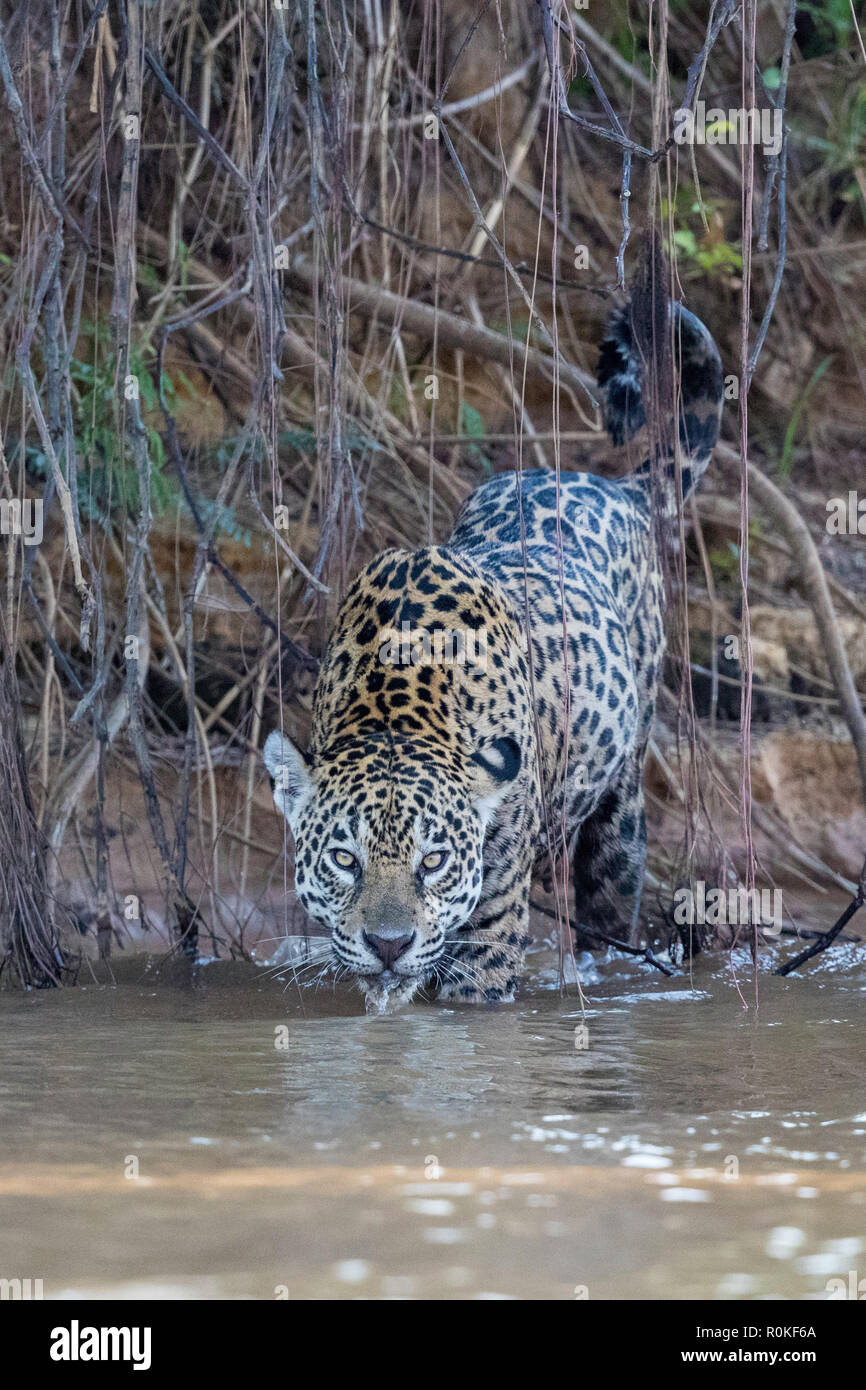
left=0, top=942, right=864, bottom=1299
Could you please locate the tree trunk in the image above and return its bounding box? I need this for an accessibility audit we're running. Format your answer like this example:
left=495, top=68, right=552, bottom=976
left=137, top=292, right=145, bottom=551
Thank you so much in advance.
left=0, top=608, right=68, bottom=986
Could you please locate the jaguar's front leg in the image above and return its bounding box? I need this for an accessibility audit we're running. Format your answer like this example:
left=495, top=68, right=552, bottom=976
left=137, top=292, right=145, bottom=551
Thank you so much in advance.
left=436, top=863, right=532, bottom=1003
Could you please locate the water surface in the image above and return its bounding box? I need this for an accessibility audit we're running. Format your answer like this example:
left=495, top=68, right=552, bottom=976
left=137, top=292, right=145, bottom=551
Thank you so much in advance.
left=1, top=937, right=864, bottom=1299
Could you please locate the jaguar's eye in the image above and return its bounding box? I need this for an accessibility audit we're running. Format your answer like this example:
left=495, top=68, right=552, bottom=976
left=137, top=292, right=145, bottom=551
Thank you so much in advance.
left=421, top=850, right=448, bottom=874
left=330, top=848, right=358, bottom=872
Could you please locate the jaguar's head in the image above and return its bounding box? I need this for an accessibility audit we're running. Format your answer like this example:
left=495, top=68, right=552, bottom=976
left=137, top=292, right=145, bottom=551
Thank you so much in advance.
left=263, top=729, right=520, bottom=1008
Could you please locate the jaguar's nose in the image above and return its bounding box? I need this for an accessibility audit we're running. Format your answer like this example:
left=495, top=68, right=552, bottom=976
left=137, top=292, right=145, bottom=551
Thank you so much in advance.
left=363, top=929, right=416, bottom=970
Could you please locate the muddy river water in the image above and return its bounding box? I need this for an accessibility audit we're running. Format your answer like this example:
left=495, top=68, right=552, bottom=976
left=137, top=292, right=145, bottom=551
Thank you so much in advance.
left=0, top=937, right=864, bottom=1300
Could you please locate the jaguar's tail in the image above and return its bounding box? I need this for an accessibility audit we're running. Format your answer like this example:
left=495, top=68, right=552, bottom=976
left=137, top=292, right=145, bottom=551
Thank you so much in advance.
left=597, top=296, right=724, bottom=496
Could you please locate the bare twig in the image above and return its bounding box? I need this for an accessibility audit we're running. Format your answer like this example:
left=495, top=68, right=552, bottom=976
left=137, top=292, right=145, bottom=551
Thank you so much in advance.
left=775, top=858, right=866, bottom=976
left=531, top=900, right=675, bottom=976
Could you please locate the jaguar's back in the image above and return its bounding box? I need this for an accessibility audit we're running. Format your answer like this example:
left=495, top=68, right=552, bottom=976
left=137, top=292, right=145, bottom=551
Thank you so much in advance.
left=448, top=468, right=653, bottom=860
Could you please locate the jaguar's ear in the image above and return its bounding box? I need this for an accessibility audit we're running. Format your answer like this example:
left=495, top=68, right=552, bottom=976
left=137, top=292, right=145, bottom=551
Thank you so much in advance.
left=264, top=730, right=313, bottom=826
left=467, top=735, right=521, bottom=822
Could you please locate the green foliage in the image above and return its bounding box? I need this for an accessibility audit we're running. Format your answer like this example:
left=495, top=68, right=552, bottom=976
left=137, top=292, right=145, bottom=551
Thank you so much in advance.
left=137, top=262, right=161, bottom=292
left=840, top=80, right=866, bottom=166
left=489, top=316, right=529, bottom=343
left=386, top=375, right=409, bottom=420
left=24, top=324, right=188, bottom=522
left=828, top=80, right=866, bottom=218
left=799, top=0, right=856, bottom=57
left=791, top=4, right=865, bottom=212
left=707, top=541, right=740, bottom=584
left=672, top=227, right=743, bottom=276
left=707, top=520, right=762, bottom=585
left=662, top=190, right=742, bottom=280
left=280, top=427, right=318, bottom=455
left=609, top=21, right=653, bottom=79
left=459, top=401, right=492, bottom=473
left=279, top=425, right=381, bottom=456
left=778, top=356, right=834, bottom=479
left=195, top=496, right=253, bottom=548
left=567, top=18, right=652, bottom=97
left=21, top=324, right=275, bottom=540
left=67, top=332, right=181, bottom=519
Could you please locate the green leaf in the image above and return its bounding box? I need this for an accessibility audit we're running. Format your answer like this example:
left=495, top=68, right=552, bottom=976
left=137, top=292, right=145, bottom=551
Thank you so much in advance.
left=673, top=228, right=698, bottom=256
left=459, top=402, right=485, bottom=440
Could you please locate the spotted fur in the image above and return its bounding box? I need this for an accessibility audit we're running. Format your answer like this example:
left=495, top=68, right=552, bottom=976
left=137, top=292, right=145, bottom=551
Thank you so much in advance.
left=265, top=301, right=723, bottom=1008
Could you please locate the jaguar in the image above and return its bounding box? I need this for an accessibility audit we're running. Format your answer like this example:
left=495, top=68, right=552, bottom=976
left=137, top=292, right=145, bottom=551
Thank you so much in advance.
left=265, top=294, right=724, bottom=1009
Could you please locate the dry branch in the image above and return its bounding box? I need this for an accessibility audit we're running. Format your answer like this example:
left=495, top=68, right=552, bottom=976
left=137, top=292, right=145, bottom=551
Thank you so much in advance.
left=286, top=254, right=599, bottom=407
left=716, top=442, right=866, bottom=809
